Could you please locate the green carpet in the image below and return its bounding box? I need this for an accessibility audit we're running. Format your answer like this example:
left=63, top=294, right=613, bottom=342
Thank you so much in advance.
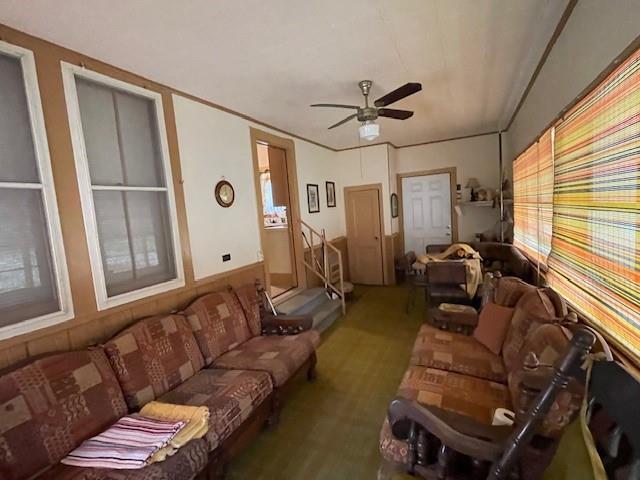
left=227, top=285, right=424, bottom=479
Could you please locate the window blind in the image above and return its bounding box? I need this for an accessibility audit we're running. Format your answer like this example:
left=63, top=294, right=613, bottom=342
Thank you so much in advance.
left=513, top=128, right=554, bottom=265
left=547, top=48, right=640, bottom=360
left=75, top=78, right=177, bottom=299
left=0, top=53, right=60, bottom=326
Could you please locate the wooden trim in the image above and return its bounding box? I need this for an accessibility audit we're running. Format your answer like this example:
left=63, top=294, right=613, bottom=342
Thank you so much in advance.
left=343, top=183, right=387, bottom=285
left=250, top=128, right=306, bottom=294
left=389, top=131, right=499, bottom=151
left=396, top=168, right=459, bottom=256
left=505, top=0, right=578, bottom=131
left=510, top=33, right=640, bottom=161
left=191, top=261, right=264, bottom=288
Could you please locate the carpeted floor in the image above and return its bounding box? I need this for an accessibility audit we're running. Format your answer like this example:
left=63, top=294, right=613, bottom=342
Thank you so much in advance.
left=227, top=285, right=425, bottom=480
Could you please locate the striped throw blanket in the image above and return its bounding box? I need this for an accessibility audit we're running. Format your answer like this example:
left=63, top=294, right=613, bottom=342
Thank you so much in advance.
left=61, top=414, right=185, bottom=469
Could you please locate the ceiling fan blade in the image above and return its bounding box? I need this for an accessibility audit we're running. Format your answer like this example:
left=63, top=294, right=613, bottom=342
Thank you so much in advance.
left=311, top=103, right=360, bottom=109
left=328, top=114, right=357, bottom=129
left=374, top=83, right=422, bottom=107
left=377, top=108, right=414, bottom=120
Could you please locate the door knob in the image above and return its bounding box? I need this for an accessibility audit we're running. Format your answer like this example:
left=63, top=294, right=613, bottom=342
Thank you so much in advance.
left=374, top=236, right=379, bottom=240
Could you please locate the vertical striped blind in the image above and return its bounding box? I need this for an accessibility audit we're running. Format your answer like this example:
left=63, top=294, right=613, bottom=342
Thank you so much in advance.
left=513, top=129, right=554, bottom=265
left=547, top=47, right=640, bottom=360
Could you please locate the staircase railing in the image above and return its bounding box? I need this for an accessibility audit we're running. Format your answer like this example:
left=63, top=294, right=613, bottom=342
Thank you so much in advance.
left=299, top=219, right=346, bottom=315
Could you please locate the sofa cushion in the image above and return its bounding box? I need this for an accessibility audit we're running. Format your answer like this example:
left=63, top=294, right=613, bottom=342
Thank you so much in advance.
left=158, top=369, right=273, bottom=451
left=508, top=324, right=582, bottom=438
left=0, top=349, right=128, bottom=480
left=502, top=289, right=561, bottom=371
left=103, top=314, right=205, bottom=410
left=211, top=331, right=320, bottom=387
left=233, top=284, right=263, bottom=337
left=473, top=303, right=514, bottom=355
left=411, top=324, right=507, bottom=383
left=494, top=276, right=535, bottom=307
left=40, top=438, right=208, bottom=480
left=380, top=365, right=510, bottom=466
left=184, top=291, right=253, bottom=364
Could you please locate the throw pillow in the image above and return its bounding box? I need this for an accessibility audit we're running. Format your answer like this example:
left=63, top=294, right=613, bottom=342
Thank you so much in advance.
left=473, top=303, right=515, bottom=355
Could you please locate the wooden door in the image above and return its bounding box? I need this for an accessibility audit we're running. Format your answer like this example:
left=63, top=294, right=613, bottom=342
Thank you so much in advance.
left=402, top=173, right=452, bottom=254
left=345, top=187, right=383, bottom=285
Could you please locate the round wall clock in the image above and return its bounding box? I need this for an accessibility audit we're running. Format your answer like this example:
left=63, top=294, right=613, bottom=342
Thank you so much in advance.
left=215, top=180, right=235, bottom=207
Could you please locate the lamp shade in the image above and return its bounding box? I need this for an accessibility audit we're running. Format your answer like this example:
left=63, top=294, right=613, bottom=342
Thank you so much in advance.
left=359, top=121, right=379, bottom=141
left=465, top=177, right=480, bottom=189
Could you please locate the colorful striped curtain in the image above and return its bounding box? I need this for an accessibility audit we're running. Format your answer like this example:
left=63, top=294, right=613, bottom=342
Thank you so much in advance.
left=547, top=48, right=640, bottom=360
left=513, top=129, right=554, bottom=265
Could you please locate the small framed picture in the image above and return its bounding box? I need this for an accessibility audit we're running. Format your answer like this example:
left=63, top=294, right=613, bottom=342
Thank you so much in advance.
left=391, top=193, right=399, bottom=218
left=307, top=183, right=320, bottom=213
left=326, top=181, right=336, bottom=208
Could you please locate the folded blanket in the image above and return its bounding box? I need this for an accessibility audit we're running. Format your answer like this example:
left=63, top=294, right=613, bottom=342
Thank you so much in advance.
left=140, top=401, right=210, bottom=449
left=61, top=414, right=185, bottom=470
left=417, top=243, right=483, bottom=298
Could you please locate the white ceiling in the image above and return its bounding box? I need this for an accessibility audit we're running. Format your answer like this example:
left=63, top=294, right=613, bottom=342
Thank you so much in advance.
left=0, top=0, right=568, bottom=149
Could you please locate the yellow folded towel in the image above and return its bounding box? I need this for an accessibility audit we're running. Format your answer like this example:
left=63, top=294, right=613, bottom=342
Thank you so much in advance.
left=140, top=402, right=210, bottom=449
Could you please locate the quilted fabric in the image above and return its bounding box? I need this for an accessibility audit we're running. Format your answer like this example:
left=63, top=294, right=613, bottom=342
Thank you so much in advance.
left=158, top=369, right=273, bottom=451
left=184, top=292, right=253, bottom=364
left=502, top=289, right=562, bottom=372
left=380, top=365, right=510, bottom=465
left=508, top=324, right=583, bottom=438
left=212, top=331, right=320, bottom=387
left=233, top=284, right=263, bottom=337
left=103, top=314, right=205, bottom=410
left=410, top=324, right=507, bottom=383
left=40, top=438, right=208, bottom=480
left=0, top=349, right=128, bottom=480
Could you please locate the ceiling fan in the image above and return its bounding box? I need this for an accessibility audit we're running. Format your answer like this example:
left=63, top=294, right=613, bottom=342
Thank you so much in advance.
left=311, top=80, right=422, bottom=140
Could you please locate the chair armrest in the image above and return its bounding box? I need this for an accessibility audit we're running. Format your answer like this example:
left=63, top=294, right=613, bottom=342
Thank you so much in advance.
left=388, top=397, right=509, bottom=461
left=261, top=313, right=313, bottom=335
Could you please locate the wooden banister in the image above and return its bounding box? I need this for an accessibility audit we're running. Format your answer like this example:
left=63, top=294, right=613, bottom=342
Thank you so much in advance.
left=299, top=219, right=346, bottom=315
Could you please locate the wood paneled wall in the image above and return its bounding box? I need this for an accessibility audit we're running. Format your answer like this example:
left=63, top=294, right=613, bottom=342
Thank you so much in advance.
left=0, top=24, right=269, bottom=369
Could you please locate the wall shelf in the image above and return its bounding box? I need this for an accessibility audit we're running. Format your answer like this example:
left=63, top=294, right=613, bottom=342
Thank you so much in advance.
left=458, top=201, right=494, bottom=207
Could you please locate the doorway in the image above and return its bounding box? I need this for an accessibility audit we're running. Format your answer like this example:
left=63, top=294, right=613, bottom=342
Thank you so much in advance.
left=256, top=142, right=297, bottom=298
left=344, top=184, right=384, bottom=285
left=399, top=169, right=456, bottom=255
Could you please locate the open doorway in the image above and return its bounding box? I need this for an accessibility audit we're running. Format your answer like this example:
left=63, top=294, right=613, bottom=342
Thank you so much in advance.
left=256, top=142, right=297, bottom=298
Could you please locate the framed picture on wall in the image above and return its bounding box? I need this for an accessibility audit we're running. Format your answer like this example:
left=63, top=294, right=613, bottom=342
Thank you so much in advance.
left=307, top=183, right=320, bottom=213
left=391, top=193, right=399, bottom=218
left=326, top=181, right=336, bottom=207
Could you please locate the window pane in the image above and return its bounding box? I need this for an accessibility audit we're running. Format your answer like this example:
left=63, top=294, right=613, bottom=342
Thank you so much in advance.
left=0, top=188, right=59, bottom=326
left=93, top=190, right=176, bottom=297
left=0, top=53, right=39, bottom=183
left=76, top=78, right=165, bottom=187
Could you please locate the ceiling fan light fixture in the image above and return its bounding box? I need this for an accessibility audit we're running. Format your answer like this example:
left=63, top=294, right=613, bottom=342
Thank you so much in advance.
left=359, top=121, right=379, bottom=141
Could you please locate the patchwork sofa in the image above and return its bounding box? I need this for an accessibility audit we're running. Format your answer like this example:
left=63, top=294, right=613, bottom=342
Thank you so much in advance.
left=379, top=276, right=588, bottom=479
left=0, top=283, right=319, bottom=480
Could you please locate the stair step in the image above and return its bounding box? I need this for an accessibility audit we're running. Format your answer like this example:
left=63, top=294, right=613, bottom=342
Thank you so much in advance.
left=276, top=287, right=327, bottom=316
left=312, top=299, right=342, bottom=332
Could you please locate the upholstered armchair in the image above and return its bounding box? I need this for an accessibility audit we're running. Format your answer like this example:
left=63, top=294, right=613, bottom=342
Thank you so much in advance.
left=385, top=328, right=596, bottom=480
left=425, top=261, right=470, bottom=306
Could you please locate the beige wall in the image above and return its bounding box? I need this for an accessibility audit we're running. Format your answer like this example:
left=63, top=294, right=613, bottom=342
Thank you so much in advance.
left=505, top=0, right=640, bottom=159
left=396, top=134, right=501, bottom=243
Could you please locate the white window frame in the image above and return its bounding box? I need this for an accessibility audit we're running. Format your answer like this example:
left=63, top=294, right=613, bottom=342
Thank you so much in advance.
left=61, top=63, right=184, bottom=311
left=0, top=41, right=73, bottom=340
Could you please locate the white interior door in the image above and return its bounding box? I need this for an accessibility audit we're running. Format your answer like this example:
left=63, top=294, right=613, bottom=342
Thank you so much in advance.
left=402, top=173, right=452, bottom=255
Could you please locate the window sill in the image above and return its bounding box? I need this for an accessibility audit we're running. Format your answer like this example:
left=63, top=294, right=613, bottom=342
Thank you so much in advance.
left=0, top=308, right=74, bottom=341
left=95, top=277, right=186, bottom=311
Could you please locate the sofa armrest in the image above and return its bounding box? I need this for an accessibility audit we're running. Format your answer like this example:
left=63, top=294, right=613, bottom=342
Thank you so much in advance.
left=388, top=397, right=509, bottom=462
left=261, top=313, right=313, bottom=335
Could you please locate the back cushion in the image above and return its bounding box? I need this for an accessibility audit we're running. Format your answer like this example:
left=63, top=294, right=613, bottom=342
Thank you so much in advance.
left=494, top=276, right=535, bottom=307
left=507, top=324, right=583, bottom=438
left=233, top=284, right=263, bottom=337
left=502, top=289, right=560, bottom=371
left=0, top=349, right=127, bottom=480
left=184, top=291, right=252, bottom=365
left=103, top=314, right=204, bottom=410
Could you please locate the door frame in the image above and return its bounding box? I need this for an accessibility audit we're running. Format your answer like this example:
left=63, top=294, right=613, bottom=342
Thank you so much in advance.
left=397, top=167, right=458, bottom=255
left=250, top=127, right=306, bottom=293
left=343, top=183, right=386, bottom=285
